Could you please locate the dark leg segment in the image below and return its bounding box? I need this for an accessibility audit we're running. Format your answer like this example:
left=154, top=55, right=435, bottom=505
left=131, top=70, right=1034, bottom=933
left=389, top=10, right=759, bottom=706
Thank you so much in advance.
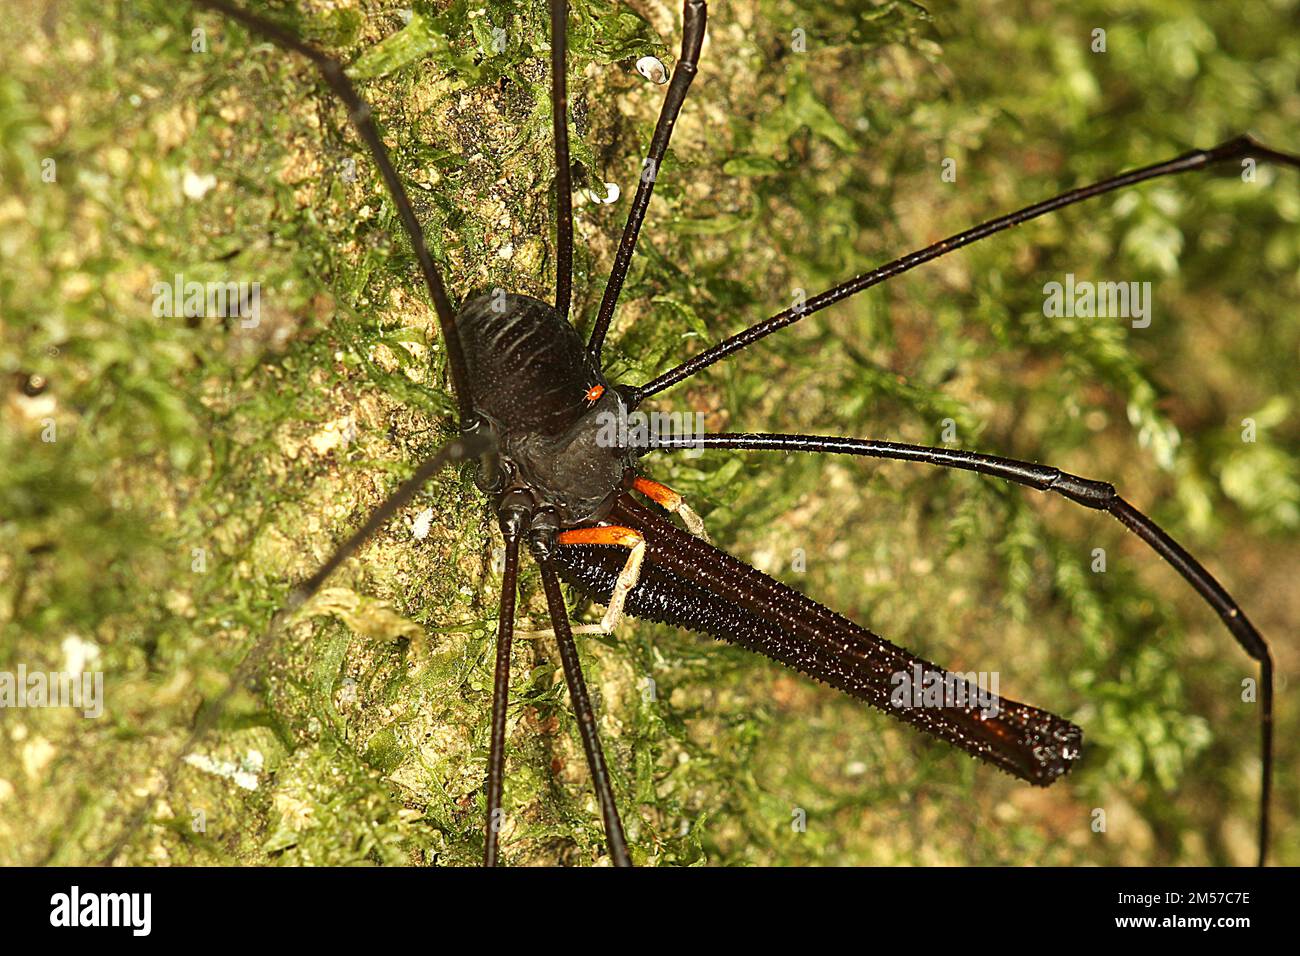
left=635, top=135, right=1300, bottom=400
left=550, top=0, right=574, bottom=319
left=643, top=431, right=1274, bottom=865
left=587, top=0, right=708, bottom=360
left=567, top=493, right=1083, bottom=786
left=484, top=530, right=521, bottom=866
left=192, top=0, right=473, bottom=419
left=539, top=562, right=632, bottom=866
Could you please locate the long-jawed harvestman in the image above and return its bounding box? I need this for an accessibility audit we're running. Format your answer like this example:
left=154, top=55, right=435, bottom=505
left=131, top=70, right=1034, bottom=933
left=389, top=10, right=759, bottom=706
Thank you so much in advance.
left=107, top=0, right=1299, bottom=866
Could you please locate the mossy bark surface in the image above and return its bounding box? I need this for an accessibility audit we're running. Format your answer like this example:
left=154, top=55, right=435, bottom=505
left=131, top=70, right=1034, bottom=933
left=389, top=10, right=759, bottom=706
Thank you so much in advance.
left=2, top=0, right=1298, bottom=865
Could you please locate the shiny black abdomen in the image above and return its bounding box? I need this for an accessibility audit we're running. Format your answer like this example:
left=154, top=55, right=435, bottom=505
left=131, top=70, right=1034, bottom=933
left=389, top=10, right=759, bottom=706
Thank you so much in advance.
left=457, top=291, right=599, bottom=437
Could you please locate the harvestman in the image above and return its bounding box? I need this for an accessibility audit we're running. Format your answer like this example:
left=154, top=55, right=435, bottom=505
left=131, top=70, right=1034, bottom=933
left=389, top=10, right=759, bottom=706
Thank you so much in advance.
left=109, top=0, right=1298, bottom=866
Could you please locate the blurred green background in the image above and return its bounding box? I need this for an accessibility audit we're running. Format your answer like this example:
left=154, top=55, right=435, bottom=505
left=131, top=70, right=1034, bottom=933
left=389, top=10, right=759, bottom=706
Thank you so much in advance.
left=1, top=0, right=1297, bottom=865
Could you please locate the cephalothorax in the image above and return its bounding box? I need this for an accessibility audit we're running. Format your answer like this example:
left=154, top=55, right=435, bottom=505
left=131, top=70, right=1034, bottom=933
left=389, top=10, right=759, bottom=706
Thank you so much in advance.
left=456, top=291, right=635, bottom=548
left=107, top=0, right=1298, bottom=867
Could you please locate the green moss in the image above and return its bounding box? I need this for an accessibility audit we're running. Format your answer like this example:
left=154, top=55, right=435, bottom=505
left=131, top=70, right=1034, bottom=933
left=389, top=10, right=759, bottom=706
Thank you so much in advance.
left=1, top=0, right=1297, bottom=866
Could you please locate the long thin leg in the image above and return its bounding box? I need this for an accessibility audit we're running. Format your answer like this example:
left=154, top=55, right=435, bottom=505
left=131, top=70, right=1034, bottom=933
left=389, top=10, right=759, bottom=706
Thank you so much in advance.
left=643, top=430, right=1274, bottom=865
left=483, top=530, right=522, bottom=868
left=550, top=0, right=574, bottom=319
left=635, top=135, right=1300, bottom=401
left=484, top=528, right=522, bottom=866
left=539, top=561, right=633, bottom=866
left=104, top=432, right=493, bottom=864
left=586, top=0, right=708, bottom=360
left=193, top=0, right=473, bottom=420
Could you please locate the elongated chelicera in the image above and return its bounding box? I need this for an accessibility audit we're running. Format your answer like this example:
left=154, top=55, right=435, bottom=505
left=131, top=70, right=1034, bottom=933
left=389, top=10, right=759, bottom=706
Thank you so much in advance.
left=109, top=0, right=1298, bottom=867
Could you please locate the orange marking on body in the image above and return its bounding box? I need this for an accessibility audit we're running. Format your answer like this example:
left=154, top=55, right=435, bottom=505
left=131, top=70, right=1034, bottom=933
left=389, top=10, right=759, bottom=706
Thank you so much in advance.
left=632, top=476, right=683, bottom=511
left=557, top=525, right=644, bottom=549
left=584, top=384, right=605, bottom=403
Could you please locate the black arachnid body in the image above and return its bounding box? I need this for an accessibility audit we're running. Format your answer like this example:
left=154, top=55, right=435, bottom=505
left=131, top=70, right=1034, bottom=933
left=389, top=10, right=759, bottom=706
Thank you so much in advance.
left=456, top=291, right=634, bottom=543
left=81, top=0, right=1299, bottom=869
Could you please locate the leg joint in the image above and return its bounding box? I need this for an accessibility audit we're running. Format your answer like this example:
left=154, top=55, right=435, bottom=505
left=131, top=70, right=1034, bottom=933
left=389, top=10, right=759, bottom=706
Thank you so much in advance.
left=1048, top=472, right=1117, bottom=508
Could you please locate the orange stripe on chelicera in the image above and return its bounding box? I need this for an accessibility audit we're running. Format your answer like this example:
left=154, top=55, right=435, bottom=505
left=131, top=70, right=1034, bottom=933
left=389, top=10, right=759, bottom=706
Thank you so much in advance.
left=631, top=476, right=683, bottom=511
left=557, top=526, right=644, bottom=549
